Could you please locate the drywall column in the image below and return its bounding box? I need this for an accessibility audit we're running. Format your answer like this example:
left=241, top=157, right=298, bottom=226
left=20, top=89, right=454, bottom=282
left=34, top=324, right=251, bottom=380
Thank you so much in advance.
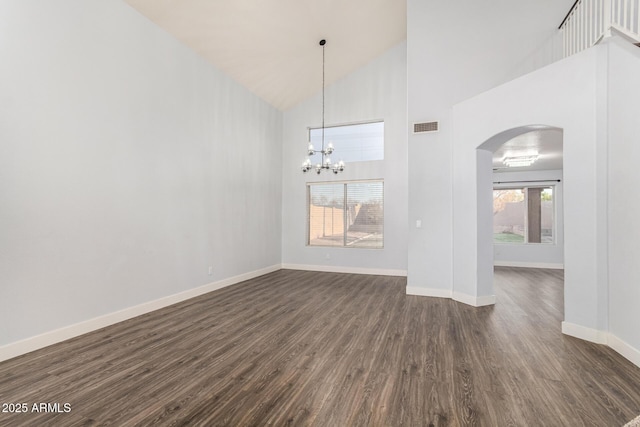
left=452, top=46, right=603, bottom=336
left=606, top=38, right=640, bottom=365
left=476, top=149, right=495, bottom=302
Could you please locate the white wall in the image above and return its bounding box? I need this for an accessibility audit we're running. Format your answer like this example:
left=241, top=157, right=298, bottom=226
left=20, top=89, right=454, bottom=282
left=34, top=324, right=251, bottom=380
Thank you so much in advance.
left=451, top=38, right=640, bottom=367
left=493, top=169, right=564, bottom=268
left=607, top=39, right=640, bottom=360
left=452, top=47, right=603, bottom=328
left=508, top=31, right=566, bottom=81
left=281, top=42, right=408, bottom=275
left=406, top=0, right=575, bottom=294
left=0, top=0, right=282, bottom=347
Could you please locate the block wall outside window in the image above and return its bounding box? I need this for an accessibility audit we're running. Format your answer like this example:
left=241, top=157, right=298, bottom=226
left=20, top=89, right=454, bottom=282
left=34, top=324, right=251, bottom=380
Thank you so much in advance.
left=493, top=187, right=554, bottom=244
left=307, top=181, right=383, bottom=248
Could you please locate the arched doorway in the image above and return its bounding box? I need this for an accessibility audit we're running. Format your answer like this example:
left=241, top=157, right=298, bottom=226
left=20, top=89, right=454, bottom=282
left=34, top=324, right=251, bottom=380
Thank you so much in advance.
left=475, top=125, right=564, bottom=317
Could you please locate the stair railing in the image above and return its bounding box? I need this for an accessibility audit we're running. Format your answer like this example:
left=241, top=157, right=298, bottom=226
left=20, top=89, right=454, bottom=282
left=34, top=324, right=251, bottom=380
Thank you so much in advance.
left=560, top=0, right=640, bottom=57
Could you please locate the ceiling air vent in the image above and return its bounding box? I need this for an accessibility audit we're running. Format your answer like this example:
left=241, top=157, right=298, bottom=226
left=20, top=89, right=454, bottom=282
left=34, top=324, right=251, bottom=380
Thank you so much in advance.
left=413, top=121, right=439, bottom=134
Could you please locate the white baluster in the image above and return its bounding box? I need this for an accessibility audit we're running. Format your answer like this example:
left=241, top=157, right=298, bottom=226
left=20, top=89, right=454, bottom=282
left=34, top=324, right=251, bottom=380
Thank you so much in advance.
left=636, top=0, right=640, bottom=35
left=599, top=0, right=604, bottom=39
left=632, top=0, right=638, bottom=35
left=571, top=10, right=578, bottom=54
left=584, top=0, right=589, bottom=49
left=604, top=0, right=613, bottom=37
left=598, top=0, right=602, bottom=38
left=617, top=0, right=622, bottom=26
left=592, top=0, right=597, bottom=44
left=622, top=0, right=631, bottom=29
left=585, top=0, right=590, bottom=48
left=587, top=0, right=595, bottom=47
left=579, top=0, right=584, bottom=51
left=592, top=0, right=596, bottom=45
left=569, top=13, right=575, bottom=55
left=568, top=27, right=571, bottom=56
left=637, top=0, right=640, bottom=35
left=632, top=0, right=636, bottom=34
left=580, top=0, right=587, bottom=50
left=583, top=0, right=589, bottom=49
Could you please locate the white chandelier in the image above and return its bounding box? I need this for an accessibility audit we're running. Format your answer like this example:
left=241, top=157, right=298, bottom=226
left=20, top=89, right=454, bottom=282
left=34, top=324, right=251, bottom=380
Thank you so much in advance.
left=302, top=39, right=345, bottom=175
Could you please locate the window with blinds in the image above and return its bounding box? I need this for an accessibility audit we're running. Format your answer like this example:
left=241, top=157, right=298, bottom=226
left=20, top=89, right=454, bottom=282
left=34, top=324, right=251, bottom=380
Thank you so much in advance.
left=307, top=180, right=383, bottom=248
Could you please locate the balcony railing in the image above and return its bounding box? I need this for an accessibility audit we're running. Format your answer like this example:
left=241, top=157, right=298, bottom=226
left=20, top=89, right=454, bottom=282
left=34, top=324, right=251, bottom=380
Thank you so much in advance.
left=560, top=0, right=640, bottom=57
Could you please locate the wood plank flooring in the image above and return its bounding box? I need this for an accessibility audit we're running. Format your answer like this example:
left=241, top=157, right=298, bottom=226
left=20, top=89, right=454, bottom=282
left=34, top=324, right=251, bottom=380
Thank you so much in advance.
left=0, top=267, right=639, bottom=426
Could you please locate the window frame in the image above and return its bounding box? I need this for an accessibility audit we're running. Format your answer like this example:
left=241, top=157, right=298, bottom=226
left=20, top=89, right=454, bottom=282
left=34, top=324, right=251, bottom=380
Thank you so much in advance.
left=306, top=179, right=384, bottom=249
left=307, top=120, right=385, bottom=163
left=492, top=184, right=556, bottom=245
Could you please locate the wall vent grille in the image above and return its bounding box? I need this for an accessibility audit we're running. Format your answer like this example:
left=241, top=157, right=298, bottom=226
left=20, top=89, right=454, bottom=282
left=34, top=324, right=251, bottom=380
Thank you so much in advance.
left=413, top=121, right=439, bottom=134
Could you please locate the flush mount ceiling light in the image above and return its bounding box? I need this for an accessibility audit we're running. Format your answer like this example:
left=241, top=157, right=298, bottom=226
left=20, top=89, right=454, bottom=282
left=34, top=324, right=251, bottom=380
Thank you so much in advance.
left=503, top=154, right=539, bottom=168
left=301, top=39, right=345, bottom=175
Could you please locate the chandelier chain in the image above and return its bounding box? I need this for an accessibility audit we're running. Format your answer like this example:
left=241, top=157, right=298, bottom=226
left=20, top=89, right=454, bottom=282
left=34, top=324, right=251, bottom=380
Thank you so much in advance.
left=321, top=41, right=325, bottom=153
left=301, top=38, right=344, bottom=175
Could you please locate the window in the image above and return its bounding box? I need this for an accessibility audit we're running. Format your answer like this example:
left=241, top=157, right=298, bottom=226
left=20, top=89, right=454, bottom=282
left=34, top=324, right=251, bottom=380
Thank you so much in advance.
left=307, top=180, right=383, bottom=248
left=309, top=121, right=384, bottom=162
left=493, top=187, right=554, bottom=244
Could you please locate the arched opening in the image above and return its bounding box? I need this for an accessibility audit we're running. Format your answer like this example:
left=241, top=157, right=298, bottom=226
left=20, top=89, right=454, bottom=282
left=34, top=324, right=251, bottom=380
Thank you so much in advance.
left=476, top=125, right=564, bottom=320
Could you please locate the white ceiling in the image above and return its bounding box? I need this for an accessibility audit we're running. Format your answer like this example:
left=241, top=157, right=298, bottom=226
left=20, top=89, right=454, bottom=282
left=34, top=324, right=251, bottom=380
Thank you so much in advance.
left=492, top=129, right=563, bottom=172
left=124, top=0, right=407, bottom=111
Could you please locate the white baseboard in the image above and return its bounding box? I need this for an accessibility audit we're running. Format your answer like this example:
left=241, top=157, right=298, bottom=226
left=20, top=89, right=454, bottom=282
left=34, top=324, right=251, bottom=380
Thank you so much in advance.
left=561, top=321, right=608, bottom=344
left=406, top=287, right=496, bottom=307
left=281, top=263, right=407, bottom=277
left=562, top=322, right=640, bottom=368
left=452, top=292, right=496, bottom=307
left=0, top=264, right=281, bottom=363
left=494, top=261, right=564, bottom=269
left=608, top=334, right=640, bottom=368
left=406, top=286, right=452, bottom=298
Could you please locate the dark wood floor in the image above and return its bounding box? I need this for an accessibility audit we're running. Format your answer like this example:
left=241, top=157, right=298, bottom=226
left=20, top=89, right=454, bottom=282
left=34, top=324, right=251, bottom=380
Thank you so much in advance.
left=1, top=267, right=639, bottom=426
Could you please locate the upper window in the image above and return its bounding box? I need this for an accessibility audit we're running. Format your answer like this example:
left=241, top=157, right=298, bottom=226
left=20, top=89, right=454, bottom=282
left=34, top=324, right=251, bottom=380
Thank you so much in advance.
left=493, top=187, right=554, bottom=244
left=309, top=121, right=384, bottom=163
left=307, top=180, right=383, bottom=248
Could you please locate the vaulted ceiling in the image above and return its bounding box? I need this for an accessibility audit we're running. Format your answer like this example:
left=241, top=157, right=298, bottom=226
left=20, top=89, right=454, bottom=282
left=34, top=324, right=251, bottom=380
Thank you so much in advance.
left=124, top=0, right=407, bottom=111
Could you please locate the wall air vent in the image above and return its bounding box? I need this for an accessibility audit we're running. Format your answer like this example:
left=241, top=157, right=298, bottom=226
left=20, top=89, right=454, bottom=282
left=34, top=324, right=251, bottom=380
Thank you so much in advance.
left=413, top=121, right=439, bottom=134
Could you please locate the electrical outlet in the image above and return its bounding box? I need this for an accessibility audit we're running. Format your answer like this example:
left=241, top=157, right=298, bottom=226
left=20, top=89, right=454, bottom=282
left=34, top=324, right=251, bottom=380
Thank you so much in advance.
left=416, top=219, right=422, bottom=229
left=208, top=266, right=213, bottom=276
